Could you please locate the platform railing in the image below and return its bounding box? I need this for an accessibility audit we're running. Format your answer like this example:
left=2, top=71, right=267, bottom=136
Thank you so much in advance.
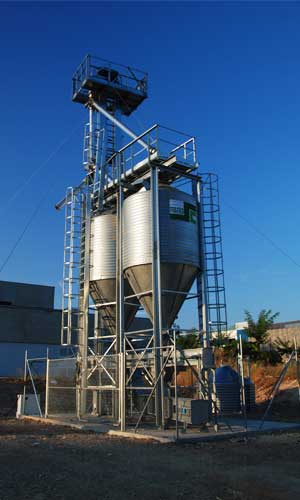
left=112, top=124, right=197, bottom=175
left=72, top=54, right=148, bottom=99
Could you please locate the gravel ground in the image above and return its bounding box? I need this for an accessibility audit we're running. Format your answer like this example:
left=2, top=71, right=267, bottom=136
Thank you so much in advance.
left=0, top=418, right=300, bottom=500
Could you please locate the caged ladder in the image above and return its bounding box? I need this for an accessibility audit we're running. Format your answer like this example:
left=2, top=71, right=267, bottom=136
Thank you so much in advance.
left=201, top=173, right=228, bottom=339
left=61, top=187, right=88, bottom=346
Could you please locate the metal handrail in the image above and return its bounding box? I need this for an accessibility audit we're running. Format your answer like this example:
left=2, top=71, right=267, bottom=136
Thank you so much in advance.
left=72, top=54, right=148, bottom=96
left=106, top=124, right=158, bottom=164
left=109, top=124, right=197, bottom=175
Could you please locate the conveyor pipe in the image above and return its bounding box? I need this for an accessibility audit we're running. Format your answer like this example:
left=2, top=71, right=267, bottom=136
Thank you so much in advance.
left=91, top=99, right=149, bottom=151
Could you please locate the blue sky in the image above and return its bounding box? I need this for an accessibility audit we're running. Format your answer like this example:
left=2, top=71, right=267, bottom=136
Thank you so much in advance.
left=0, top=1, right=299, bottom=328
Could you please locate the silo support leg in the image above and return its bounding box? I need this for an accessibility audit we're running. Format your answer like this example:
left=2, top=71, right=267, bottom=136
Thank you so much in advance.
left=151, top=164, right=164, bottom=429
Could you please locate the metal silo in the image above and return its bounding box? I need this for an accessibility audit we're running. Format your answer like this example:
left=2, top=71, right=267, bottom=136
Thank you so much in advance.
left=90, top=212, right=138, bottom=334
left=123, top=185, right=200, bottom=329
left=56, top=55, right=228, bottom=429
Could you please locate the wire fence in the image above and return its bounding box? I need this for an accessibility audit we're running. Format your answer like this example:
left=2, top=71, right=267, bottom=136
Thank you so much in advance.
left=46, top=357, right=77, bottom=416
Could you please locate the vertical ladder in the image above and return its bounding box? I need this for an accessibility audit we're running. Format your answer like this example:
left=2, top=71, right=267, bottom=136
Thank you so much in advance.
left=82, top=122, right=92, bottom=172
left=83, top=113, right=102, bottom=173
left=82, top=113, right=107, bottom=212
left=105, top=117, right=116, bottom=160
left=91, top=103, right=117, bottom=213
left=201, top=173, right=227, bottom=339
left=104, top=98, right=117, bottom=181
left=61, top=187, right=84, bottom=345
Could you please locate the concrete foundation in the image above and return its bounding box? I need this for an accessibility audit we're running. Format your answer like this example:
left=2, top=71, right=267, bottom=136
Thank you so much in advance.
left=20, top=415, right=300, bottom=444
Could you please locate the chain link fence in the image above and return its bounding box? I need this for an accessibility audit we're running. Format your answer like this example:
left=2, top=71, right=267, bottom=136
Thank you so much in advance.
left=46, top=357, right=77, bottom=416
left=86, top=353, right=118, bottom=417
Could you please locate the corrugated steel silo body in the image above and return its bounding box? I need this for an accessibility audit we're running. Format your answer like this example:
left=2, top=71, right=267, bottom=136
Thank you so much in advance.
left=90, top=213, right=138, bottom=334
left=123, top=186, right=200, bottom=330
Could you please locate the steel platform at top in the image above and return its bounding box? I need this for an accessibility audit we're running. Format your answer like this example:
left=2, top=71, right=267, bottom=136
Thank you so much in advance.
left=55, top=124, right=198, bottom=212
left=97, top=124, right=199, bottom=206
left=72, top=55, right=148, bottom=115
left=102, top=152, right=198, bottom=206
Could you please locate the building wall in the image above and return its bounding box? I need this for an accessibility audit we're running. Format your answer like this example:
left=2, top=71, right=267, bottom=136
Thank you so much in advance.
left=224, top=320, right=300, bottom=345
left=268, top=327, right=300, bottom=345
left=0, top=318, right=151, bottom=377
left=0, top=306, right=61, bottom=344
left=0, top=281, right=62, bottom=376
left=0, top=343, right=72, bottom=377
left=0, top=281, right=153, bottom=377
left=0, top=280, right=54, bottom=309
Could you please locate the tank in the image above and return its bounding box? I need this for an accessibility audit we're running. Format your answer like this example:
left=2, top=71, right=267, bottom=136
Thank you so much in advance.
left=90, top=213, right=138, bottom=334
left=215, top=366, right=241, bottom=414
left=123, top=186, right=200, bottom=329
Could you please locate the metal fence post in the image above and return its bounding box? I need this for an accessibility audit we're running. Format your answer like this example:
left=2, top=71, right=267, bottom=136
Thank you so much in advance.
left=45, top=354, right=50, bottom=418
left=22, top=349, right=28, bottom=415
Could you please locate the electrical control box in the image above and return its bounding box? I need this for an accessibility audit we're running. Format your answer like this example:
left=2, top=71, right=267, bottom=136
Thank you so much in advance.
left=201, top=347, right=215, bottom=369
left=16, top=394, right=40, bottom=418
left=172, top=398, right=210, bottom=425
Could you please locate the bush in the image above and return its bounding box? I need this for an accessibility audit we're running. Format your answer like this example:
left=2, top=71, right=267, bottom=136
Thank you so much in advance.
left=176, top=332, right=199, bottom=349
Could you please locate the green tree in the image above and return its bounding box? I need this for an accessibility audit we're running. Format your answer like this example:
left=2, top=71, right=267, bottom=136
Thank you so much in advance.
left=244, top=309, right=279, bottom=345
left=223, top=309, right=282, bottom=365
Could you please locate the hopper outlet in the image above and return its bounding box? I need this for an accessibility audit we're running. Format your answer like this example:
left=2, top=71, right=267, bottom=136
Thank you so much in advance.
left=124, top=262, right=199, bottom=330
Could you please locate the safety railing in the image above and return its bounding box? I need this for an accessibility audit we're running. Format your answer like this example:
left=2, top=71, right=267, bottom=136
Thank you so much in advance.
left=72, top=54, right=148, bottom=100
left=112, top=124, right=197, bottom=175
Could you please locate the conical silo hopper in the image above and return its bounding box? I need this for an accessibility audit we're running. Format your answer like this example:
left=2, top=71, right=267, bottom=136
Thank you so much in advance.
left=123, top=186, right=200, bottom=330
left=90, top=213, right=138, bottom=335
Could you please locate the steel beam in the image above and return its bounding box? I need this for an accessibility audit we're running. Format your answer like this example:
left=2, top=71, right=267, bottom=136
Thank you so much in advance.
left=117, top=181, right=126, bottom=430
left=151, top=164, right=164, bottom=428
left=78, top=194, right=91, bottom=417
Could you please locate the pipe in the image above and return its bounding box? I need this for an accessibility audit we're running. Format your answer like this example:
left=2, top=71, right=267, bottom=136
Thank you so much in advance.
left=91, top=99, right=149, bottom=151
left=55, top=180, right=87, bottom=210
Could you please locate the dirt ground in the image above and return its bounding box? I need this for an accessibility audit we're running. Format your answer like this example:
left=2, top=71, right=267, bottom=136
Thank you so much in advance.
left=1, top=376, right=300, bottom=499
left=0, top=417, right=299, bottom=500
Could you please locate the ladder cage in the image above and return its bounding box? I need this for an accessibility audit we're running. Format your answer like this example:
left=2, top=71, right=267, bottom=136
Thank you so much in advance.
left=61, top=186, right=92, bottom=346
left=201, top=173, right=227, bottom=338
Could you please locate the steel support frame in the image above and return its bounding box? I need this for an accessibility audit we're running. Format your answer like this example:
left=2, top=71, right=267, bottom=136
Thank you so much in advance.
left=116, top=161, right=169, bottom=431
left=117, top=172, right=126, bottom=430
left=74, top=96, right=121, bottom=422
left=133, top=343, right=174, bottom=432
left=57, top=163, right=219, bottom=430
left=57, top=72, right=227, bottom=431
left=151, top=163, right=165, bottom=428
left=96, top=161, right=214, bottom=431
left=78, top=193, right=91, bottom=418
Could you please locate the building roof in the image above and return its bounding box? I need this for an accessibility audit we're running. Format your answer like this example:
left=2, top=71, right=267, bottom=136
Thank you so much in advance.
left=269, top=320, right=300, bottom=330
